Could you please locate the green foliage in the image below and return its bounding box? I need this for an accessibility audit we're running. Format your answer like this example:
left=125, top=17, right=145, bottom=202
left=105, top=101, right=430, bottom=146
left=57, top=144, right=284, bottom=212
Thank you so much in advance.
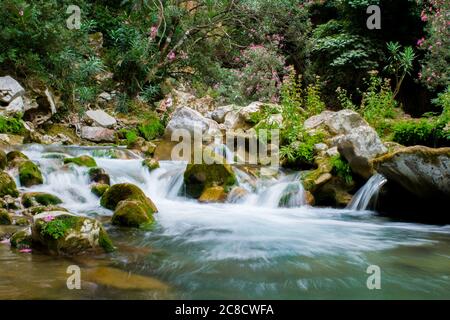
left=280, top=131, right=324, bottom=167
left=40, top=215, right=78, bottom=240
left=392, top=119, right=448, bottom=147
left=137, top=114, right=164, bottom=141
left=0, top=116, right=26, bottom=135
left=359, top=73, right=398, bottom=136
left=330, top=155, right=353, bottom=185
left=384, top=42, right=416, bottom=98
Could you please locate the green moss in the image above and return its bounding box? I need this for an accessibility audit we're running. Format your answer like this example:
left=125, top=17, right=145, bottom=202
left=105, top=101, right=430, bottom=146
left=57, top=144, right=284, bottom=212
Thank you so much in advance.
left=91, top=183, right=109, bottom=197
left=137, top=114, right=164, bottom=141
left=64, top=155, right=97, bottom=167
left=0, top=149, right=6, bottom=170
left=98, top=228, right=115, bottom=252
left=0, top=171, right=19, bottom=197
left=10, top=229, right=32, bottom=249
left=111, top=200, right=154, bottom=228
left=29, top=206, right=68, bottom=215
left=142, top=158, right=160, bottom=171
left=0, top=209, right=12, bottom=225
left=19, top=160, right=43, bottom=187
left=100, top=183, right=157, bottom=214
left=184, top=163, right=237, bottom=199
left=6, top=150, right=28, bottom=167
left=40, top=215, right=79, bottom=240
left=22, top=192, right=62, bottom=208
left=15, top=217, right=30, bottom=226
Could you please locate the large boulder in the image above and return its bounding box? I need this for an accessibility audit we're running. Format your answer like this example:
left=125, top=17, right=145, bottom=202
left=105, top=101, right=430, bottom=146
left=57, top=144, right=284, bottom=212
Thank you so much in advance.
left=0, top=171, right=19, bottom=197
left=100, top=183, right=157, bottom=213
left=111, top=200, right=154, bottom=228
left=211, top=105, right=235, bottom=123
left=304, top=109, right=387, bottom=178
left=337, top=126, right=387, bottom=178
left=373, top=146, right=450, bottom=201
left=85, top=109, right=117, bottom=128
left=164, top=106, right=221, bottom=142
left=81, top=126, right=116, bottom=143
left=183, top=153, right=237, bottom=199
left=19, top=160, right=44, bottom=187
left=31, top=212, right=115, bottom=255
left=0, top=76, right=25, bottom=104
left=6, top=150, right=28, bottom=168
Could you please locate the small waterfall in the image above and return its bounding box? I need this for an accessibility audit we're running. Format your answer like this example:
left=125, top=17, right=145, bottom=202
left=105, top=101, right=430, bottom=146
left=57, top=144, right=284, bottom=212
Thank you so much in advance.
left=212, top=136, right=235, bottom=164
left=348, top=174, right=387, bottom=211
left=237, top=172, right=306, bottom=208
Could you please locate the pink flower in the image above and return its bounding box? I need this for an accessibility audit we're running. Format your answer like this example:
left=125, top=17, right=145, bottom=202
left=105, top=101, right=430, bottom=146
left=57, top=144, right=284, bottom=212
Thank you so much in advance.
left=167, top=51, right=176, bottom=61
left=19, top=248, right=32, bottom=253
left=0, top=239, right=10, bottom=245
left=150, top=26, right=158, bottom=39
left=416, top=38, right=425, bottom=47
left=43, top=215, right=55, bottom=222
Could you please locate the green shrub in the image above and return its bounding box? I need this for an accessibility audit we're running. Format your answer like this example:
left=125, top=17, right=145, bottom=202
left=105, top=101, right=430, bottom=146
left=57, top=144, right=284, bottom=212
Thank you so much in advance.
left=280, top=131, right=324, bottom=167
left=137, top=114, right=164, bottom=141
left=330, top=155, right=353, bottom=184
left=40, top=215, right=79, bottom=240
left=0, top=116, right=26, bottom=135
left=392, top=120, right=448, bottom=147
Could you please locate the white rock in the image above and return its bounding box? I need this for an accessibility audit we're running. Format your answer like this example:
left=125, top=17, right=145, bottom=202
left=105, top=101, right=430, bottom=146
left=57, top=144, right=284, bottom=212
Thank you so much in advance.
left=5, top=96, right=24, bottom=113
left=81, top=126, right=116, bottom=142
left=164, top=106, right=221, bottom=142
left=211, top=105, right=235, bottom=123
left=0, top=76, right=25, bottom=104
left=86, top=109, right=117, bottom=128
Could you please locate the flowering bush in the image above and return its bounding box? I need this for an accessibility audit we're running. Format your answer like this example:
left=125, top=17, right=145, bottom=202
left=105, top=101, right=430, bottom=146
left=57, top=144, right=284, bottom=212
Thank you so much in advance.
left=236, top=43, right=286, bottom=103
left=416, top=0, right=450, bottom=89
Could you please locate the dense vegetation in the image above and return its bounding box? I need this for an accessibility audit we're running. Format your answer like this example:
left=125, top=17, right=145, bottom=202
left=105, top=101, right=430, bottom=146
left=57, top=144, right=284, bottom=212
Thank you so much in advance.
left=0, top=0, right=448, bottom=157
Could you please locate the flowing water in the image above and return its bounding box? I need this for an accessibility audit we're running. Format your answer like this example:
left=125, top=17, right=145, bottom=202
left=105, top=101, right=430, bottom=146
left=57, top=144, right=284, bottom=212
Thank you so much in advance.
left=347, top=174, right=388, bottom=211
left=0, top=144, right=449, bottom=299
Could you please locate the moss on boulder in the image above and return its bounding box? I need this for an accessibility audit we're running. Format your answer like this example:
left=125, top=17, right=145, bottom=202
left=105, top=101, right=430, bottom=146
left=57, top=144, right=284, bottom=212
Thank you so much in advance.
left=0, top=149, right=6, bottom=170
left=111, top=200, right=154, bottom=228
left=6, top=150, right=28, bottom=164
left=31, top=212, right=115, bottom=255
left=22, top=192, right=62, bottom=208
left=100, top=183, right=157, bottom=213
left=88, top=167, right=110, bottom=185
left=28, top=205, right=68, bottom=216
left=0, top=171, right=19, bottom=197
left=183, top=162, right=237, bottom=199
left=19, top=160, right=44, bottom=187
left=64, top=155, right=97, bottom=168
left=91, top=183, right=109, bottom=197
left=0, top=209, right=12, bottom=225
left=198, top=186, right=227, bottom=203
left=142, top=158, right=160, bottom=172
left=10, top=228, right=32, bottom=249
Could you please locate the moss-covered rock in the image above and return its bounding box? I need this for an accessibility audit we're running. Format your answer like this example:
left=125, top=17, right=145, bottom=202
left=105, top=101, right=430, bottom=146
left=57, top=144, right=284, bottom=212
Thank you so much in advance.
left=198, top=186, right=227, bottom=203
left=22, top=192, right=62, bottom=208
left=64, top=155, right=97, bottom=168
left=0, top=209, right=12, bottom=225
left=111, top=200, right=154, bottom=228
left=0, top=149, right=6, bottom=170
left=28, top=205, right=68, bottom=216
left=31, top=212, right=115, bottom=255
left=6, top=150, right=28, bottom=164
left=100, top=183, right=157, bottom=214
left=15, top=217, right=30, bottom=226
left=88, top=167, right=110, bottom=185
left=183, top=162, right=237, bottom=199
left=0, top=171, right=19, bottom=197
left=10, top=228, right=32, bottom=249
left=142, top=158, right=160, bottom=172
left=19, top=160, right=44, bottom=187
left=91, top=183, right=109, bottom=197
